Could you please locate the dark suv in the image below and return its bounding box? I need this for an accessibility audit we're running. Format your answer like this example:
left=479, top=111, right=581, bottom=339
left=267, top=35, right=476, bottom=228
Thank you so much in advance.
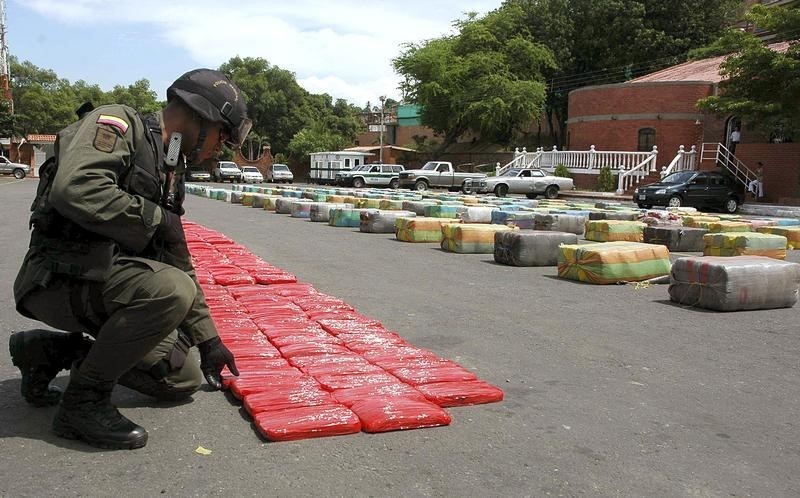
left=634, top=170, right=742, bottom=213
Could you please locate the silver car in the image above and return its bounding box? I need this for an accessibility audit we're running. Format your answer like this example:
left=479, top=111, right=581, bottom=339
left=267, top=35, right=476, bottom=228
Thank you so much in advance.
left=0, top=156, right=30, bottom=179
left=480, top=168, right=573, bottom=199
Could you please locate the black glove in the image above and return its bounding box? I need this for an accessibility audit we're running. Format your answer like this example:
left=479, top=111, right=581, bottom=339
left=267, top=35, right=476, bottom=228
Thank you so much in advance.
left=157, top=209, right=186, bottom=247
left=197, top=336, right=238, bottom=390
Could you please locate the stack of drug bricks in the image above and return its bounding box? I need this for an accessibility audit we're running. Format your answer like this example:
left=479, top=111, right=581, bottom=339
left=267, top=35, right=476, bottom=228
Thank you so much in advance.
left=183, top=221, right=503, bottom=441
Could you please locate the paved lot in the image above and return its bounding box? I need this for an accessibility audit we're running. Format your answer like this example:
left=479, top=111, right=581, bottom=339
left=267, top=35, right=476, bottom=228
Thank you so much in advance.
left=1, top=177, right=799, bottom=496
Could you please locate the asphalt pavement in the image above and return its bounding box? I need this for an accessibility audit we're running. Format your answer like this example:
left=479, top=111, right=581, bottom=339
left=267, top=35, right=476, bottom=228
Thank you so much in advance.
left=1, top=177, right=799, bottom=497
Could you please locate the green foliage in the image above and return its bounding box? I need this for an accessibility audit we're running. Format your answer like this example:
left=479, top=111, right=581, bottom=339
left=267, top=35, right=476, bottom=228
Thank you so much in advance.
left=0, top=100, right=16, bottom=137
left=553, top=163, right=571, bottom=178
left=273, top=152, right=289, bottom=164
left=596, top=165, right=616, bottom=192
left=696, top=4, right=800, bottom=139
left=286, top=121, right=349, bottom=159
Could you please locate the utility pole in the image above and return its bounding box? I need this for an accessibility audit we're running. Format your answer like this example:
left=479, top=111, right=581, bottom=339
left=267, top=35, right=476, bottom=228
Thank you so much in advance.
left=0, top=0, right=11, bottom=111
left=379, top=95, right=386, bottom=163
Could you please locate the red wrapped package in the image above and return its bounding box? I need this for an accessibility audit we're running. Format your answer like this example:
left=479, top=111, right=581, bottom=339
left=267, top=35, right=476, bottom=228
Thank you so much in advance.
left=301, top=361, right=381, bottom=377
left=314, top=372, right=399, bottom=391
left=361, top=346, right=438, bottom=363
left=316, top=318, right=385, bottom=336
left=253, top=404, right=361, bottom=442
left=262, top=283, right=318, bottom=297
left=288, top=353, right=367, bottom=370
left=229, top=373, right=316, bottom=399
left=243, top=385, right=333, bottom=416
left=332, top=383, right=427, bottom=408
left=253, top=273, right=298, bottom=285
left=373, top=357, right=456, bottom=372
left=259, top=324, right=329, bottom=340
left=277, top=342, right=352, bottom=359
left=390, top=365, right=477, bottom=386
left=416, top=380, right=504, bottom=407
left=226, top=284, right=273, bottom=299
left=224, top=342, right=282, bottom=360
left=270, top=333, right=343, bottom=348
left=349, top=398, right=451, bottom=433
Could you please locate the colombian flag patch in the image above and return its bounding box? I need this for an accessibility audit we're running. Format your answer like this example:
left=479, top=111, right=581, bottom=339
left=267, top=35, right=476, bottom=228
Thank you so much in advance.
left=96, top=114, right=129, bottom=134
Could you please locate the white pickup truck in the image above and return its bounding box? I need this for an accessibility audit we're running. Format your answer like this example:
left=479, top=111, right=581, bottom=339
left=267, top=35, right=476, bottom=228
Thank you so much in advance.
left=398, top=161, right=487, bottom=193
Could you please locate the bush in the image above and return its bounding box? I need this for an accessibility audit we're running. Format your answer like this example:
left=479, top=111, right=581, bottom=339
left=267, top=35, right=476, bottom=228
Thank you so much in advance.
left=596, top=165, right=616, bottom=192
left=553, top=163, right=571, bottom=178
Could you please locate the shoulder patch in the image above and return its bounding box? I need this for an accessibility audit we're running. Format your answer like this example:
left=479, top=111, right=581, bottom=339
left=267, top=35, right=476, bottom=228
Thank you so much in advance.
left=93, top=128, right=118, bottom=153
left=96, top=114, right=129, bottom=134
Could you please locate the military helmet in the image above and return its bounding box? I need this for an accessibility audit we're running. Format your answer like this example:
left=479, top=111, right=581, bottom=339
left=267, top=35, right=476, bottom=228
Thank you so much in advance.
left=167, top=68, right=252, bottom=148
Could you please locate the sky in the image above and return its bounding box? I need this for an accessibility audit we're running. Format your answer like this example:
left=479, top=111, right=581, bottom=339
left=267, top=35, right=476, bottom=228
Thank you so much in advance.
left=7, top=0, right=502, bottom=107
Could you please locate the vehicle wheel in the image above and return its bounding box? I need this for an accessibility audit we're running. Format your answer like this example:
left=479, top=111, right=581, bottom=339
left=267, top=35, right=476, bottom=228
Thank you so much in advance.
left=494, top=184, right=508, bottom=197
left=461, top=181, right=473, bottom=194
left=389, top=179, right=399, bottom=189
left=414, top=180, right=428, bottom=191
left=352, top=178, right=365, bottom=189
left=667, top=195, right=682, bottom=208
left=723, top=197, right=739, bottom=214
left=12, top=168, right=25, bottom=179
left=544, top=185, right=559, bottom=199
left=525, top=193, right=538, bottom=199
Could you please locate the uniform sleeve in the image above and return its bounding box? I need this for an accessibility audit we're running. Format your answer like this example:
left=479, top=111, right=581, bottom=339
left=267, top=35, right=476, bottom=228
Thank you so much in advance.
left=180, top=271, right=219, bottom=345
left=49, top=106, right=162, bottom=253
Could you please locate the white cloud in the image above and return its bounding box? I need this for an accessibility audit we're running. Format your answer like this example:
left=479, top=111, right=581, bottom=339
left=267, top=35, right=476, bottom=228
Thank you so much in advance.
left=20, top=0, right=501, bottom=105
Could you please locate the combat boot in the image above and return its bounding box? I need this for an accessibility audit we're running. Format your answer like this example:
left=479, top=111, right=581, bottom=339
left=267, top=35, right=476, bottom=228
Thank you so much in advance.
left=9, top=329, right=93, bottom=407
left=52, top=369, right=148, bottom=450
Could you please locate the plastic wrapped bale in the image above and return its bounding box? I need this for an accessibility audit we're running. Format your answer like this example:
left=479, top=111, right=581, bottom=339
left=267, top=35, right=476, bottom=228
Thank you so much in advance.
left=669, top=256, right=800, bottom=311
left=756, top=226, right=800, bottom=249
left=558, top=241, right=671, bottom=284
left=361, top=198, right=383, bottom=209
left=402, top=200, right=438, bottom=215
left=683, top=215, right=721, bottom=227
left=378, top=199, right=404, bottom=210
left=692, top=220, right=752, bottom=233
left=534, top=213, right=586, bottom=235
left=396, top=217, right=458, bottom=243
left=588, top=211, right=640, bottom=221
left=360, top=210, right=417, bottom=233
left=290, top=201, right=313, bottom=218
left=457, top=206, right=497, bottom=223
left=643, top=226, right=708, bottom=252
left=595, top=201, right=622, bottom=209
left=747, top=219, right=777, bottom=230
left=329, top=208, right=370, bottom=227
left=491, top=210, right=537, bottom=229
left=703, top=232, right=788, bottom=260
left=262, top=196, right=281, bottom=211
left=640, top=210, right=683, bottom=227
left=774, top=218, right=800, bottom=226
left=584, top=220, right=646, bottom=242
left=424, top=204, right=461, bottom=219
left=250, top=194, right=275, bottom=209
left=274, top=197, right=299, bottom=214
left=230, top=191, right=245, bottom=204
left=494, top=230, right=578, bottom=266
left=440, top=223, right=518, bottom=254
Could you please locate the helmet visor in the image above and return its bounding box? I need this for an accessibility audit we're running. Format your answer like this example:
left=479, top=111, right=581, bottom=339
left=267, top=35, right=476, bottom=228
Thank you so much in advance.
left=224, top=117, right=253, bottom=149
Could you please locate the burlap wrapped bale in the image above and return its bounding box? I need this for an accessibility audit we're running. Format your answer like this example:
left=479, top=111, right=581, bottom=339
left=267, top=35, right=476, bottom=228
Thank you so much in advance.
left=396, top=217, right=457, bottom=242
left=457, top=206, right=497, bottom=224
left=558, top=241, right=671, bottom=284
left=494, top=230, right=578, bottom=266
left=534, top=213, right=586, bottom=235
left=669, top=256, right=800, bottom=311
left=440, top=223, right=517, bottom=253
left=703, top=232, right=787, bottom=260
left=643, top=226, right=709, bottom=252
left=491, top=210, right=537, bottom=229
left=756, top=226, right=800, bottom=249
left=584, top=220, right=646, bottom=242
left=360, top=210, right=416, bottom=233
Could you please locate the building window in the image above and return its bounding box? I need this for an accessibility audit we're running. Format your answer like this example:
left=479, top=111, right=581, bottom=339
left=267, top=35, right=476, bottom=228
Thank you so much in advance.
left=638, top=128, right=656, bottom=151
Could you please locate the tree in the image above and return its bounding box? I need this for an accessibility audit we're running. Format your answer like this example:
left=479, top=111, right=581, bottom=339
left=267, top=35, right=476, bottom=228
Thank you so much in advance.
left=286, top=121, right=349, bottom=159
left=696, top=4, right=800, bottom=140
left=393, top=6, right=555, bottom=154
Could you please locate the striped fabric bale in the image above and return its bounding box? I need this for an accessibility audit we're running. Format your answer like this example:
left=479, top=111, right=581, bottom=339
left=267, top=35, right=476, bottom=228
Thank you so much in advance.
left=378, top=199, right=405, bottom=211
left=242, top=193, right=260, bottom=207
left=683, top=215, right=721, bottom=227
left=329, top=208, right=371, bottom=227
left=278, top=189, right=303, bottom=198
left=594, top=202, right=622, bottom=209
left=772, top=218, right=800, bottom=226
left=230, top=191, right=245, bottom=204
left=396, top=217, right=458, bottom=243
left=558, top=241, right=671, bottom=284
left=262, top=196, right=281, bottom=211
left=290, top=201, right=313, bottom=218
left=402, top=201, right=438, bottom=215
left=491, top=210, right=537, bottom=229
left=361, top=198, right=383, bottom=209
left=309, top=203, right=354, bottom=222
left=669, top=256, right=800, bottom=311
left=746, top=219, right=777, bottom=230
left=534, top=213, right=586, bottom=235
left=694, top=220, right=752, bottom=233
left=424, top=204, right=461, bottom=219
left=588, top=211, right=640, bottom=221
left=584, top=220, right=646, bottom=242
left=703, top=232, right=788, bottom=259
left=251, top=194, right=279, bottom=209
left=440, top=223, right=518, bottom=254
left=360, top=210, right=417, bottom=233
left=327, top=195, right=348, bottom=204
left=215, top=190, right=232, bottom=202
left=643, top=226, right=708, bottom=252
left=494, top=230, right=578, bottom=266
left=757, top=226, right=800, bottom=249
left=457, top=206, right=497, bottom=224
left=302, top=192, right=329, bottom=202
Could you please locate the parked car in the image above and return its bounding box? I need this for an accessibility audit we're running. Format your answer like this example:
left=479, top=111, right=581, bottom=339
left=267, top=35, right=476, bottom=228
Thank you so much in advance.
left=267, top=163, right=294, bottom=183
left=398, top=161, right=486, bottom=192
left=335, top=163, right=405, bottom=188
left=187, top=167, right=211, bottom=182
left=477, top=168, right=573, bottom=199
left=241, top=166, right=264, bottom=183
left=0, top=156, right=30, bottom=179
left=213, top=161, right=243, bottom=183
left=634, top=170, right=742, bottom=213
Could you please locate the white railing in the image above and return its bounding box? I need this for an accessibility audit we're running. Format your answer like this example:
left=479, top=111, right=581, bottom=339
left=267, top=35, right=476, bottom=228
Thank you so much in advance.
left=700, top=142, right=756, bottom=190
left=660, top=145, right=698, bottom=179
left=616, top=152, right=658, bottom=194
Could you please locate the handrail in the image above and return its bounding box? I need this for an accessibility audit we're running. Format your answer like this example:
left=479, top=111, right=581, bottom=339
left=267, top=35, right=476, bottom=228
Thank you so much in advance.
left=660, top=145, right=697, bottom=179
left=702, top=142, right=756, bottom=190
left=616, top=150, right=658, bottom=194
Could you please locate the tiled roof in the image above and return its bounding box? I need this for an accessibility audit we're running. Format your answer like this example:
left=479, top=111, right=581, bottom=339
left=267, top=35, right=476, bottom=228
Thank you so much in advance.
left=630, top=41, right=791, bottom=84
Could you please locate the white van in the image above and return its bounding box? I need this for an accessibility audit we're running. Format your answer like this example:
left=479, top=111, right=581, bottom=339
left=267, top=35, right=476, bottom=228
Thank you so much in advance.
left=267, top=163, right=294, bottom=183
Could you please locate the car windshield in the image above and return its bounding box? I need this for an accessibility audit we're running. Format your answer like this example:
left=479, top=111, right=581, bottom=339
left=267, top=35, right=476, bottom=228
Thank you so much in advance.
left=662, top=171, right=696, bottom=184
left=421, top=162, right=440, bottom=171
left=501, top=169, right=522, bottom=177
left=219, top=162, right=239, bottom=170
left=273, top=164, right=290, bottom=171
left=242, top=167, right=259, bottom=173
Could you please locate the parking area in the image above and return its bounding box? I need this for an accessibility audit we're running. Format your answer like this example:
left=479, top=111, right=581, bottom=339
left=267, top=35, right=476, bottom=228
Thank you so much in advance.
left=2, top=178, right=799, bottom=496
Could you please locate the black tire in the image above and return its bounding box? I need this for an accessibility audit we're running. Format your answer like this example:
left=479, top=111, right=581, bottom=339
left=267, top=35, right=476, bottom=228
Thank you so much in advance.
left=525, top=193, right=538, bottom=199
left=723, top=197, right=739, bottom=214
left=494, top=184, right=509, bottom=197
left=12, top=168, right=25, bottom=179
left=544, top=185, right=559, bottom=199
left=414, top=180, right=428, bottom=191
left=667, top=195, right=682, bottom=208
left=352, top=177, right=365, bottom=189
left=389, top=178, right=399, bottom=189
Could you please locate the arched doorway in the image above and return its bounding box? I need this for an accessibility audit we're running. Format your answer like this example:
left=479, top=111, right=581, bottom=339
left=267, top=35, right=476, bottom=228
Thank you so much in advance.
left=724, top=116, right=741, bottom=150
